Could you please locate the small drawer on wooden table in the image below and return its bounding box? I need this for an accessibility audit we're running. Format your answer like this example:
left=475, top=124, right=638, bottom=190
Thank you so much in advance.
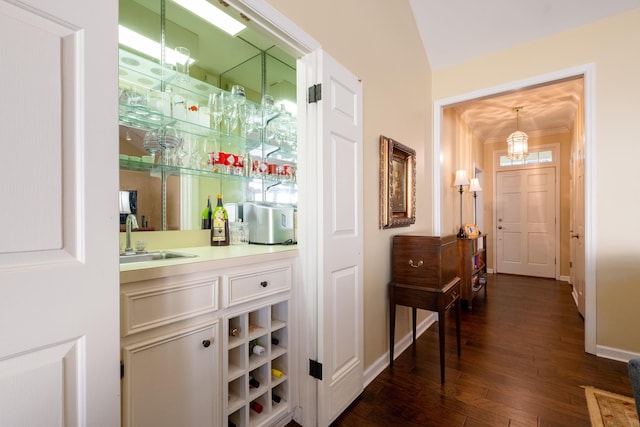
left=224, top=265, right=291, bottom=307
left=392, top=233, right=458, bottom=289
left=443, top=279, right=461, bottom=310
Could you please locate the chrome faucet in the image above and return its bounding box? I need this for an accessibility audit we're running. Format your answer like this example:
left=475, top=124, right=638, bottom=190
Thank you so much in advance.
left=124, top=214, right=139, bottom=254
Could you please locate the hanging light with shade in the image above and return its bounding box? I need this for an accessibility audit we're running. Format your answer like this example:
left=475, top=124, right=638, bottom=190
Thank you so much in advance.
left=506, top=107, right=529, bottom=160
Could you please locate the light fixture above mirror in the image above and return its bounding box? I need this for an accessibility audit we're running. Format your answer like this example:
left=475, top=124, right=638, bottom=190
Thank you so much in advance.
left=171, top=0, right=246, bottom=36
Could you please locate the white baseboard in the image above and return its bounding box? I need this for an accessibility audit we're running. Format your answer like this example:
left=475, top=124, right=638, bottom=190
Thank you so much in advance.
left=363, top=312, right=438, bottom=387
left=597, top=345, right=640, bottom=363
left=559, top=275, right=570, bottom=282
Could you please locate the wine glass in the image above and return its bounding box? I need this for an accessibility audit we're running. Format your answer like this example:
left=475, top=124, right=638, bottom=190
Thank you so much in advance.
left=208, top=93, right=224, bottom=130
left=143, top=129, right=160, bottom=162
left=239, top=103, right=257, bottom=137
left=224, top=93, right=239, bottom=133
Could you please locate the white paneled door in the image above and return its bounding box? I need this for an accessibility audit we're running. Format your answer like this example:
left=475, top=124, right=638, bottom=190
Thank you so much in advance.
left=309, top=49, right=364, bottom=427
left=496, top=167, right=557, bottom=278
left=0, top=0, right=119, bottom=426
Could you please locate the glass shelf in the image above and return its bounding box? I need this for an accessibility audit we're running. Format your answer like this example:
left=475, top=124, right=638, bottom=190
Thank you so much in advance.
left=119, top=159, right=297, bottom=187
left=119, top=48, right=298, bottom=230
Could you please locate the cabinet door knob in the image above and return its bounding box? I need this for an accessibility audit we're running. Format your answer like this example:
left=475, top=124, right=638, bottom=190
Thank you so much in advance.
left=260, top=281, right=268, bottom=287
left=408, top=259, right=423, bottom=268
left=202, top=339, right=211, bottom=348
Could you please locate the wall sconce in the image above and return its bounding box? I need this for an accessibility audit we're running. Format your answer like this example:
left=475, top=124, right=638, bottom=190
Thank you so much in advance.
left=454, top=169, right=469, bottom=237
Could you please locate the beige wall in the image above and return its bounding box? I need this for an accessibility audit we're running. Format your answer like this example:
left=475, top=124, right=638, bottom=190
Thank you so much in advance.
left=268, top=0, right=433, bottom=367
left=434, top=10, right=640, bottom=354
left=442, top=108, right=482, bottom=236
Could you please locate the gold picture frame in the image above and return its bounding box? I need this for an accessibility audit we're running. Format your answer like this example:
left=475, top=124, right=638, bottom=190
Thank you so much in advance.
left=464, top=223, right=479, bottom=237
left=379, top=135, right=416, bottom=229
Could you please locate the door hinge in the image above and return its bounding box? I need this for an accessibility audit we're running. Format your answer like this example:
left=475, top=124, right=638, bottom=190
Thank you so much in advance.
left=120, top=361, right=124, bottom=379
left=308, top=84, right=322, bottom=103
left=309, top=359, right=323, bottom=380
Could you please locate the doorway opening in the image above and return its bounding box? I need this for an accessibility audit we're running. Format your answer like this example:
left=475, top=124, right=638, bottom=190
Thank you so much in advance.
left=433, top=64, right=596, bottom=354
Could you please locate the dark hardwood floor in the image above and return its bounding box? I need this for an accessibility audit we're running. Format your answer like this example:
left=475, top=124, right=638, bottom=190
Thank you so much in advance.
left=294, top=274, right=634, bottom=426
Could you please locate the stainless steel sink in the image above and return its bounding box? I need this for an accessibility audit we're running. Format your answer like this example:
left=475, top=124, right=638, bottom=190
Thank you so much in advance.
left=119, top=251, right=197, bottom=264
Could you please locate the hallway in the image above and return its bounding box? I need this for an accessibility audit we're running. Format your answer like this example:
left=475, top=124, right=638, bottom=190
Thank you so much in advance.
left=331, top=274, right=632, bottom=426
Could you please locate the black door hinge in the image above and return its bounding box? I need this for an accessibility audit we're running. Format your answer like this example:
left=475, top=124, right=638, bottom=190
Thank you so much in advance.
left=120, top=361, right=124, bottom=379
left=308, top=84, right=322, bottom=103
left=309, top=359, right=323, bottom=380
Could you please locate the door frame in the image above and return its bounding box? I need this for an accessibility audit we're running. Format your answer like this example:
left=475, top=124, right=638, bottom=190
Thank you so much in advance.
left=493, top=160, right=560, bottom=279
left=433, top=63, right=596, bottom=354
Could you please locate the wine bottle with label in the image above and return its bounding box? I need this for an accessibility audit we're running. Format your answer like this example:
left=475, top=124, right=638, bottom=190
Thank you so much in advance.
left=201, top=195, right=212, bottom=229
left=210, top=194, right=229, bottom=246
left=249, top=340, right=265, bottom=356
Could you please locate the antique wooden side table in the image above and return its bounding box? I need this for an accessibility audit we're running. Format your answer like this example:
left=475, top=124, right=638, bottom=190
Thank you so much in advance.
left=389, top=233, right=461, bottom=383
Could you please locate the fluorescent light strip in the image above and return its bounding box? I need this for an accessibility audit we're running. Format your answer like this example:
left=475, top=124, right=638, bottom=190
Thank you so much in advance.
left=172, top=0, right=246, bottom=36
left=118, top=25, right=195, bottom=66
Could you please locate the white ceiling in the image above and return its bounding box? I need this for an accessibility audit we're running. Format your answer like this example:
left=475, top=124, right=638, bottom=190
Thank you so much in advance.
left=409, top=0, right=640, bottom=72
left=409, top=0, right=640, bottom=141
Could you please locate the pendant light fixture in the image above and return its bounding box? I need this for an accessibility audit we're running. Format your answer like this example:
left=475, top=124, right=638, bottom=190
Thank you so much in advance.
left=506, top=107, right=528, bottom=160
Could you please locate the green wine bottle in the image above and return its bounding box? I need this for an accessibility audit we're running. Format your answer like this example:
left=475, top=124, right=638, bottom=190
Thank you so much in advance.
left=210, top=194, right=229, bottom=246
left=201, top=195, right=212, bottom=229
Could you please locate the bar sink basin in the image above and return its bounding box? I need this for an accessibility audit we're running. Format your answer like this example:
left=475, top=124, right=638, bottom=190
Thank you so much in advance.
left=119, top=251, right=197, bottom=264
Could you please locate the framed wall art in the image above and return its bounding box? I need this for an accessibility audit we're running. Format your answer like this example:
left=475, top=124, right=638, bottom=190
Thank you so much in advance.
left=379, top=135, right=416, bottom=229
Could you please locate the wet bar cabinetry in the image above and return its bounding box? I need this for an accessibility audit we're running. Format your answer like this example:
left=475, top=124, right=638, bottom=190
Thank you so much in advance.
left=457, top=234, right=487, bottom=308
left=120, top=251, right=295, bottom=427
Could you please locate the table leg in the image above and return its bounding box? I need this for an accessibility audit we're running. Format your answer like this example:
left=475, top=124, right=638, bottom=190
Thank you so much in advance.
left=456, top=298, right=461, bottom=357
left=389, top=287, right=396, bottom=369
left=438, top=308, right=445, bottom=384
left=412, top=307, right=417, bottom=345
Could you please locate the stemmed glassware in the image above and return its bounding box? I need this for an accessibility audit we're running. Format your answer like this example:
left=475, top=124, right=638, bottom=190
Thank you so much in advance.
left=224, top=85, right=245, bottom=133
left=143, top=129, right=161, bottom=162
left=208, top=92, right=224, bottom=131
left=239, top=103, right=256, bottom=137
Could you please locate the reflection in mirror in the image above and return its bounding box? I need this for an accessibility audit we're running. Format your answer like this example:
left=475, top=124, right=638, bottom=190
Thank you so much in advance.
left=118, top=0, right=297, bottom=231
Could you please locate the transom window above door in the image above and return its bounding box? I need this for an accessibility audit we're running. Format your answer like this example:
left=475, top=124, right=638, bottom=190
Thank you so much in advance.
left=499, top=149, right=554, bottom=167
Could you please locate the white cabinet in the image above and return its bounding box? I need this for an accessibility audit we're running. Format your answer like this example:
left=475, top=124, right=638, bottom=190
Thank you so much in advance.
left=120, top=271, right=220, bottom=427
left=121, top=322, right=219, bottom=427
left=222, top=261, right=293, bottom=427
left=224, top=298, right=290, bottom=427
left=120, top=252, right=296, bottom=427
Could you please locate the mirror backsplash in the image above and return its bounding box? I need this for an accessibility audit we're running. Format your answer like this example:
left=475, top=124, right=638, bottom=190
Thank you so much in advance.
left=119, top=0, right=297, bottom=231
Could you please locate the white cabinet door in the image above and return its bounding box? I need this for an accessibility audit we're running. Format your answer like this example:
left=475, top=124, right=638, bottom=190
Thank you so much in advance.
left=122, top=322, right=219, bottom=427
left=0, top=1, right=119, bottom=425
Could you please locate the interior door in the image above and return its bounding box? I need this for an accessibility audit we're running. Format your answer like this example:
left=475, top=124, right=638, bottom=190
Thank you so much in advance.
left=496, top=167, right=557, bottom=278
left=0, top=0, right=119, bottom=425
left=571, top=144, right=586, bottom=316
left=309, top=49, right=364, bottom=426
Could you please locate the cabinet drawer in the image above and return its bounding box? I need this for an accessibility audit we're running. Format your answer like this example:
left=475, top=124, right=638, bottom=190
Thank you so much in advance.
left=444, top=279, right=461, bottom=310
left=224, top=265, right=291, bottom=307
left=392, top=234, right=458, bottom=288
left=121, top=275, right=218, bottom=337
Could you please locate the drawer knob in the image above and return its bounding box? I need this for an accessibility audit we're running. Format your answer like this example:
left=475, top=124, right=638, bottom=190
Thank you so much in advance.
left=202, top=339, right=211, bottom=348
left=260, top=281, right=268, bottom=288
left=408, top=259, right=423, bottom=268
